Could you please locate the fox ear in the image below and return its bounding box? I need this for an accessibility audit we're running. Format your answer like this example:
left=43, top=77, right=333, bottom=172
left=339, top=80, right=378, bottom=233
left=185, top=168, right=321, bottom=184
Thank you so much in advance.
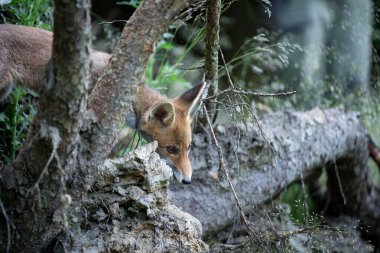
left=175, top=83, right=205, bottom=117
left=147, top=102, right=175, bottom=127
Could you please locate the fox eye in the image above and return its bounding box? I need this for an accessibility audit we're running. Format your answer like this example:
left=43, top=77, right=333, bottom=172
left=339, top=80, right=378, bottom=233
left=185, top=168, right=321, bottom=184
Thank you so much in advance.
left=166, top=146, right=178, bottom=154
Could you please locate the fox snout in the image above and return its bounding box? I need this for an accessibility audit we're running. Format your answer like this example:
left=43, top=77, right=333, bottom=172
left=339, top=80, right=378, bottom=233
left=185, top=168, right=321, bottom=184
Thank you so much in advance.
left=162, top=156, right=192, bottom=184
left=173, top=167, right=192, bottom=185
left=182, top=178, right=192, bottom=185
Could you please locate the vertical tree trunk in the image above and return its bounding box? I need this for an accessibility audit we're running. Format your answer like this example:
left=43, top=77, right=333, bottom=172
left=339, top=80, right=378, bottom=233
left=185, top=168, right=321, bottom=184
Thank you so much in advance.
left=204, top=0, right=221, bottom=104
left=1, top=0, right=91, bottom=251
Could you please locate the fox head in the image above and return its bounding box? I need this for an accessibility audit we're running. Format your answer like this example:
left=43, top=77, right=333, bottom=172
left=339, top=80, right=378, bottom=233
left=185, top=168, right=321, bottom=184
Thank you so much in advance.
left=137, top=84, right=204, bottom=184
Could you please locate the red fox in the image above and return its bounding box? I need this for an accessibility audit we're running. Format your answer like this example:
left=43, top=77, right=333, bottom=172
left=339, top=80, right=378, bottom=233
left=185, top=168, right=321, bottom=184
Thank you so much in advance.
left=0, top=24, right=110, bottom=100
left=0, top=24, right=204, bottom=184
left=133, top=84, right=204, bottom=184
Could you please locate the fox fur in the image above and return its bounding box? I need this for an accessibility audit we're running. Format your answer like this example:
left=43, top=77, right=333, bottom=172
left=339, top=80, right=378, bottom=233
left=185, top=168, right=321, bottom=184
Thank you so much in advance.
left=0, top=24, right=110, bottom=100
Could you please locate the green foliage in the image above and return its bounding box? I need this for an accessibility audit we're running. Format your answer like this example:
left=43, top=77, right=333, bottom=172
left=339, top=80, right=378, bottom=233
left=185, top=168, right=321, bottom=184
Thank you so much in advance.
left=0, top=88, right=37, bottom=163
left=113, top=130, right=148, bottom=158
left=145, top=28, right=195, bottom=93
left=0, top=0, right=52, bottom=28
left=116, top=0, right=141, bottom=9
left=279, top=183, right=317, bottom=224
left=0, top=0, right=52, bottom=164
left=145, top=40, right=192, bottom=92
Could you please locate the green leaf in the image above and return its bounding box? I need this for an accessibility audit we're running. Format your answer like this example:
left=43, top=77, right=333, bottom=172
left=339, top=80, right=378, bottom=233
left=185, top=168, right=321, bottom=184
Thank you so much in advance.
left=0, top=113, right=6, bottom=122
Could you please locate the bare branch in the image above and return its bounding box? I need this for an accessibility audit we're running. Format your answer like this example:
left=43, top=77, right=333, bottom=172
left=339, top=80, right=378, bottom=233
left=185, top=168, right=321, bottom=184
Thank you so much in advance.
left=203, top=87, right=296, bottom=101
left=99, top=20, right=128, bottom=25
left=203, top=104, right=265, bottom=249
left=0, top=199, right=11, bottom=253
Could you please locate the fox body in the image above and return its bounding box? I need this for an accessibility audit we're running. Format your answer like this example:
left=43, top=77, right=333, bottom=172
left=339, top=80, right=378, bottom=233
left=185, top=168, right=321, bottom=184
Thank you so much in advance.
left=0, top=24, right=203, bottom=184
left=0, top=24, right=110, bottom=100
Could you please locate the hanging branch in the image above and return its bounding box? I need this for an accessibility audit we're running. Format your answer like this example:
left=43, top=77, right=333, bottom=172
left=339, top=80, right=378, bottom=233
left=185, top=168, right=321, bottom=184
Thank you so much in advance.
left=201, top=0, right=268, bottom=249
left=203, top=87, right=296, bottom=101
left=203, top=104, right=265, bottom=248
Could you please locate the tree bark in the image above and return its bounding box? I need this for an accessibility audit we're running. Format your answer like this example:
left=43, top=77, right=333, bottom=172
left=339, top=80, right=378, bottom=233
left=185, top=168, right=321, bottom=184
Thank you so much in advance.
left=0, top=0, right=196, bottom=252
left=0, top=0, right=91, bottom=252
left=169, top=108, right=379, bottom=240
left=203, top=0, right=221, bottom=106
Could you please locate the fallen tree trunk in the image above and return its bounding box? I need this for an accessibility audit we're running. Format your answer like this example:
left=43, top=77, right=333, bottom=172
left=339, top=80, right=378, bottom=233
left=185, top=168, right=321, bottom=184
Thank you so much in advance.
left=169, top=108, right=380, bottom=240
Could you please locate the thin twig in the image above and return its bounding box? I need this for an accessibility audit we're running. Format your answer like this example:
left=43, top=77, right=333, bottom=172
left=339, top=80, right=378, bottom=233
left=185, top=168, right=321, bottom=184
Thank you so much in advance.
left=28, top=148, right=56, bottom=193
left=0, top=199, right=11, bottom=253
left=27, top=126, right=62, bottom=208
left=203, top=105, right=266, bottom=250
left=280, top=224, right=341, bottom=238
left=99, top=19, right=128, bottom=25
left=177, top=65, right=204, bottom=71
left=217, top=241, right=250, bottom=251
left=217, top=45, right=296, bottom=99
left=298, top=166, right=310, bottom=225
left=203, top=87, right=296, bottom=101
left=175, top=0, right=206, bottom=21
left=368, top=134, right=380, bottom=170
left=250, top=110, right=276, bottom=153
left=219, top=46, right=236, bottom=89
left=219, top=47, right=277, bottom=153
left=333, top=159, right=346, bottom=205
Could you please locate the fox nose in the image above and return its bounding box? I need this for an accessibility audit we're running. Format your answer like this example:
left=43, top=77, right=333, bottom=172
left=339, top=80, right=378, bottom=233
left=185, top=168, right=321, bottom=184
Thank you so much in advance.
left=182, top=178, right=192, bottom=184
